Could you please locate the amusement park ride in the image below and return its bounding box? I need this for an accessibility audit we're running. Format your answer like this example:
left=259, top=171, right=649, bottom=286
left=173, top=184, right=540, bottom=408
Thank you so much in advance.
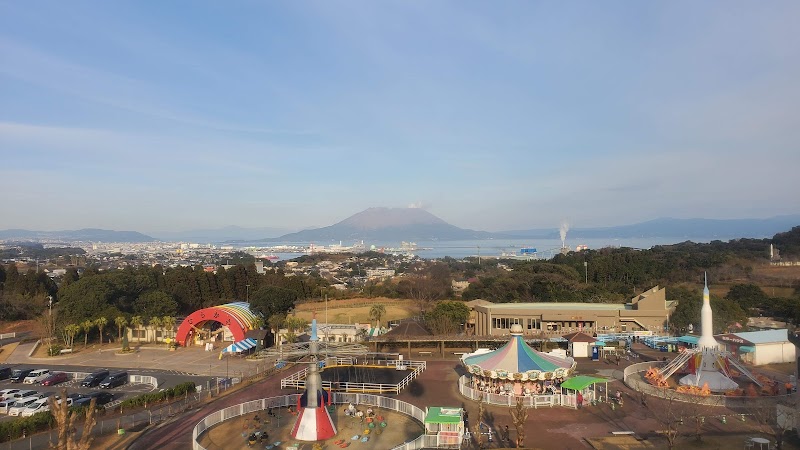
left=257, top=318, right=368, bottom=441
left=646, top=274, right=762, bottom=393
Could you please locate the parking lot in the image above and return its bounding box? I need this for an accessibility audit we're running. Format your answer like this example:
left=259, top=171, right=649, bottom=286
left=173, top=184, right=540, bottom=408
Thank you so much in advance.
left=0, top=367, right=156, bottom=421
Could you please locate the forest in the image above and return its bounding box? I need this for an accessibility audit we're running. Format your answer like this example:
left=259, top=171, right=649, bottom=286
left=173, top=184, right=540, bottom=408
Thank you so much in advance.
left=0, top=226, right=798, bottom=337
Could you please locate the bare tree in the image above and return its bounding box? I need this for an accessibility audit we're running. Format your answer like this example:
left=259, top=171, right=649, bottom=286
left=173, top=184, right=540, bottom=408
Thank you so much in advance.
left=509, top=396, right=529, bottom=448
left=473, top=394, right=485, bottom=449
left=744, top=396, right=798, bottom=449
left=644, top=387, right=723, bottom=449
left=49, top=388, right=97, bottom=450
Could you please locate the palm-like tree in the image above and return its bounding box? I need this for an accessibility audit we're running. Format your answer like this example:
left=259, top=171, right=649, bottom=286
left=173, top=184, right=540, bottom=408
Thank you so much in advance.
left=130, top=316, right=143, bottom=343
left=149, top=317, right=162, bottom=343
left=114, top=316, right=128, bottom=340
left=268, top=314, right=286, bottom=333
left=369, top=304, right=387, bottom=329
left=63, top=324, right=80, bottom=349
left=81, top=320, right=94, bottom=347
left=161, top=316, right=176, bottom=339
left=94, top=317, right=108, bottom=345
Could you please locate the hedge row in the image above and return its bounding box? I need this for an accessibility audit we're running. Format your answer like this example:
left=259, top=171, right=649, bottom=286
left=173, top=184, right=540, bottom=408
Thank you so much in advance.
left=116, top=381, right=196, bottom=411
left=0, top=411, right=55, bottom=443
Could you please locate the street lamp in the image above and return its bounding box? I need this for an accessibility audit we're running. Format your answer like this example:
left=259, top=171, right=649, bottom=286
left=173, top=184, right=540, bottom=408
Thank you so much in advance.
left=583, top=261, right=588, bottom=284
left=246, top=284, right=250, bottom=303
left=47, top=296, right=53, bottom=346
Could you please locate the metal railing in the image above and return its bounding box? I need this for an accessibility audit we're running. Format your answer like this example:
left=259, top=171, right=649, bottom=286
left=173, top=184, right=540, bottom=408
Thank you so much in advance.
left=457, top=375, right=560, bottom=408
left=192, top=393, right=434, bottom=450
left=281, top=360, right=427, bottom=395
left=623, top=361, right=793, bottom=407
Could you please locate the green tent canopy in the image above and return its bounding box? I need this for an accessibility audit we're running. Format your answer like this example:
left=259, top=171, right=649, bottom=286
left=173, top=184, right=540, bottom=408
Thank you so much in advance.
left=560, top=375, right=611, bottom=391
left=424, top=407, right=463, bottom=424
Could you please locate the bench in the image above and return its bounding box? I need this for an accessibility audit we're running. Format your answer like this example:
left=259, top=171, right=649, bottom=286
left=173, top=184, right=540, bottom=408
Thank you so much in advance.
left=418, top=351, right=432, bottom=355
left=611, top=431, right=635, bottom=436
left=59, top=348, right=73, bottom=354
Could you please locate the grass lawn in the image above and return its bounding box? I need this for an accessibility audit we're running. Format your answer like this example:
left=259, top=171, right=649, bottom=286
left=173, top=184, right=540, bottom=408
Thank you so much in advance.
left=294, top=298, right=422, bottom=325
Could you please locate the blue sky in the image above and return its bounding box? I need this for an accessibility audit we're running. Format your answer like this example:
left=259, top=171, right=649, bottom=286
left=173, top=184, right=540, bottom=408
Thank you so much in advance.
left=1, top=1, right=799, bottom=233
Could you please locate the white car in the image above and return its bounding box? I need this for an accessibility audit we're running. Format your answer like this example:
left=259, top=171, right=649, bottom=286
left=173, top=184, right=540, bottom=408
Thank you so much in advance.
left=0, top=399, right=14, bottom=414
left=0, top=389, right=20, bottom=401
left=7, top=396, right=41, bottom=416
left=23, top=369, right=50, bottom=384
left=21, top=397, right=69, bottom=417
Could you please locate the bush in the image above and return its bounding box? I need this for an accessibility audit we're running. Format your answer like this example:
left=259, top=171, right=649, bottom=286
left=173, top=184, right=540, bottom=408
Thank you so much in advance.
left=0, top=411, right=55, bottom=442
left=116, top=381, right=196, bottom=411
left=48, top=344, right=63, bottom=356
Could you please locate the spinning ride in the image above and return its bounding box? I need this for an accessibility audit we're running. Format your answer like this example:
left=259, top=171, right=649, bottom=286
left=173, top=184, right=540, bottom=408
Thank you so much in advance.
left=258, top=319, right=368, bottom=442
left=462, top=324, right=576, bottom=396
left=645, top=274, right=762, bottom=394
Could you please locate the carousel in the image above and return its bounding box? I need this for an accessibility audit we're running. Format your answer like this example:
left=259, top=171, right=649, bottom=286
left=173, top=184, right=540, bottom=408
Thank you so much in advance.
left=462, top=324, right=576, bottom=397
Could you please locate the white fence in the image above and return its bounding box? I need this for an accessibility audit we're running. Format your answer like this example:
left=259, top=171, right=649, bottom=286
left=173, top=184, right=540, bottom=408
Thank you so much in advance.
left=130, top=374, right=159, bottom=390
left=281, top=360, right=426, bottom=395
left=457, top=375, right=560, bottom=408
left=192, top=393, right=435, bottom=450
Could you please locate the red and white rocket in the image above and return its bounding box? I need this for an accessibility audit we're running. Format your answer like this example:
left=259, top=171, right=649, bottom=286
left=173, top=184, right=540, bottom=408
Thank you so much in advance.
left=290, top=318, right=337, bottom=441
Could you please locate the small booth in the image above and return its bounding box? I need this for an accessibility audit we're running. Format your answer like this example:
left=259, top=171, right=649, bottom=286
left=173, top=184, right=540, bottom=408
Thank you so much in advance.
left=562, top=332, right=600, bottom=358
left=559, top=375, right=612, bottom=408
left=424, top=407, right=464, bottom=448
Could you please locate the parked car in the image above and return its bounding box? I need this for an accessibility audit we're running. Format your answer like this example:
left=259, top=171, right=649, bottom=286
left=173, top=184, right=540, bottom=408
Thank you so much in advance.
left=40, top=372, right=68, bottom=386
left=8, top=396, right=42, bottom=416
left=21, top=397, right=71, bottom=417
left=80, top=370, right=109, bottom=388
left=0, top=367, right=12, bottom=380
left=73, top=391, right=114, bottom=407
left=0, top=399, right=15, bottom=414
left=5, top=390, right=38, bottom=401
left=23, top=369, right=51, bottom=384
left=0, top=389, right=20, bottom=401
left=99, top=371, right=127, bottom=389
left=9, top=368, right=33, bottom=383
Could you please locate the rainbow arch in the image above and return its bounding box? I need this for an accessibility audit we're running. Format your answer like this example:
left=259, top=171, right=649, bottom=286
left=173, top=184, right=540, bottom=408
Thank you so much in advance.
left=175, top=302, right=261, bottom=347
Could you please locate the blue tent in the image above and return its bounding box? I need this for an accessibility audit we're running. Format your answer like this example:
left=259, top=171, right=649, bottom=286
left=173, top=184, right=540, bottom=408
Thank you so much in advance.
left=222, top=337, right=257, bottom=354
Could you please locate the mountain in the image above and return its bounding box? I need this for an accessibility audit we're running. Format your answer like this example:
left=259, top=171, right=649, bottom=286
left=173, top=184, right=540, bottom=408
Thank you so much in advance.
left=272, top=207, right=491, bottom=242
left=0, top=228, right=156, bottom=243
left=500, top=215, right=800, bottom=240
left=150, top=226, right=294, bottom=242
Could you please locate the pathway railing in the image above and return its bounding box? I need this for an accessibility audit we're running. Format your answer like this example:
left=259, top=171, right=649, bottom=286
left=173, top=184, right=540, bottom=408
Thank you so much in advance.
left=457, top=375, right=560, bottom=408
left=192, top=393, right=434, bottom=450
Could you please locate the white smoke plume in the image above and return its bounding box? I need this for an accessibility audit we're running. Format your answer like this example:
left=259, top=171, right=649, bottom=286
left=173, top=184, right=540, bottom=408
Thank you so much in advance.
left=407, top=202, right=430, bottom=209
left=560, top=220, right=570, bottom=248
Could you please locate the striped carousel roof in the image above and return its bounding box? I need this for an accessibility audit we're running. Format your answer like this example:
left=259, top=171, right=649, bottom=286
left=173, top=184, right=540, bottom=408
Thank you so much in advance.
left=463, top=326, right=574, bottom=375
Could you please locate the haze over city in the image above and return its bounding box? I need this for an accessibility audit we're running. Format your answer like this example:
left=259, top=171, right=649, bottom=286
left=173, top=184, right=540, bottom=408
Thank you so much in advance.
left=2, top=2, right=799, bottom=234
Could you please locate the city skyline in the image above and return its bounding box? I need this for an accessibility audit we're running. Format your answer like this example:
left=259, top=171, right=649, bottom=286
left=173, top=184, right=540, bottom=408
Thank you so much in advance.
left=2, top=2, right=799, bottom=233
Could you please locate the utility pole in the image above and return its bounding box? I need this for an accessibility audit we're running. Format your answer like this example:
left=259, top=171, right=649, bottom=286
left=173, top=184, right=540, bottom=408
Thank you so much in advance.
left=584, top=261, right=588, bottom=284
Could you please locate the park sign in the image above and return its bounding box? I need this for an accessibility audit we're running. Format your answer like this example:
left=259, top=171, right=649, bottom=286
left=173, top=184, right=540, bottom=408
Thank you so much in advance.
left=716, top=333, right=754, bottom=346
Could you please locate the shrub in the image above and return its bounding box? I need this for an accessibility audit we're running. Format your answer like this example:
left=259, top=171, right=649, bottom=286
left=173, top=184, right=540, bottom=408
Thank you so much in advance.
left=116, top=381, right=196, bottom=411
left=0, top=411, right=55, bottom=442
left=48, top=344, right=63, bottom=356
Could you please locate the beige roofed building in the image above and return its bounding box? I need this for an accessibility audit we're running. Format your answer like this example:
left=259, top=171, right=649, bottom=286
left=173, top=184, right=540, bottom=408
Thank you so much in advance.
left=472, top=286, right=675, bottom=336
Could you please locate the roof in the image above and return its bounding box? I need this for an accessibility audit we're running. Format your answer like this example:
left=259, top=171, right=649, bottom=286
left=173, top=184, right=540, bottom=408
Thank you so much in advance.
left=245, top=329, right=269, bottom=340
left=561, top=332, right=598, bottom=343
left=732, top=329, right=788, bottom=344
left=463, top=333, right=574, bottom=374
left=677, top=335, right=700, bottom=345
left=478, top=302, right=626, bottom=311
left=424, top=407, right=463, bottom=424
left=560, top=376, right=611, bottom=391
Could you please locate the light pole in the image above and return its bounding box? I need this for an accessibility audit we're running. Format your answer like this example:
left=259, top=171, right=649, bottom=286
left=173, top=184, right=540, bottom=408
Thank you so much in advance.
left=47, top=296, right=53, bottom=347
left=584, top=261, right=588, bottom=284
left=246, top=284, right=250, bottom=303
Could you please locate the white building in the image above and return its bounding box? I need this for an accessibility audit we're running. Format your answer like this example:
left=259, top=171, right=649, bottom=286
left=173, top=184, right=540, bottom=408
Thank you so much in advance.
left=717, top=329, right=796, bottom=366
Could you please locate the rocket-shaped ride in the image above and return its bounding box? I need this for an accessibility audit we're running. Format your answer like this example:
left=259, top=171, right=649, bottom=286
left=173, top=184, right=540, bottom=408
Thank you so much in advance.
left=678, top=273, right=738, bottom=391
left=290, top=319, right=338, bottom=441
left=696, top=273, right=720, bottom=350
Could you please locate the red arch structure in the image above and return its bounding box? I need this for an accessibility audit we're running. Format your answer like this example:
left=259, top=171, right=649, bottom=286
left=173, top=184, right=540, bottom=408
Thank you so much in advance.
left=175, top=302, right=260, bottom=347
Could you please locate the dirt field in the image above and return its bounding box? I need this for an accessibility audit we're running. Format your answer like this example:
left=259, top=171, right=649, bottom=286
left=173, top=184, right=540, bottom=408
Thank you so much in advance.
left=294, top=298, right=421, bottom=325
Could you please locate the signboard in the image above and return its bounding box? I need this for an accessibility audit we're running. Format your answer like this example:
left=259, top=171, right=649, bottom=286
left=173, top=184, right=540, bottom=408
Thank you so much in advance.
left=716, top=334, right=754, bottom=346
